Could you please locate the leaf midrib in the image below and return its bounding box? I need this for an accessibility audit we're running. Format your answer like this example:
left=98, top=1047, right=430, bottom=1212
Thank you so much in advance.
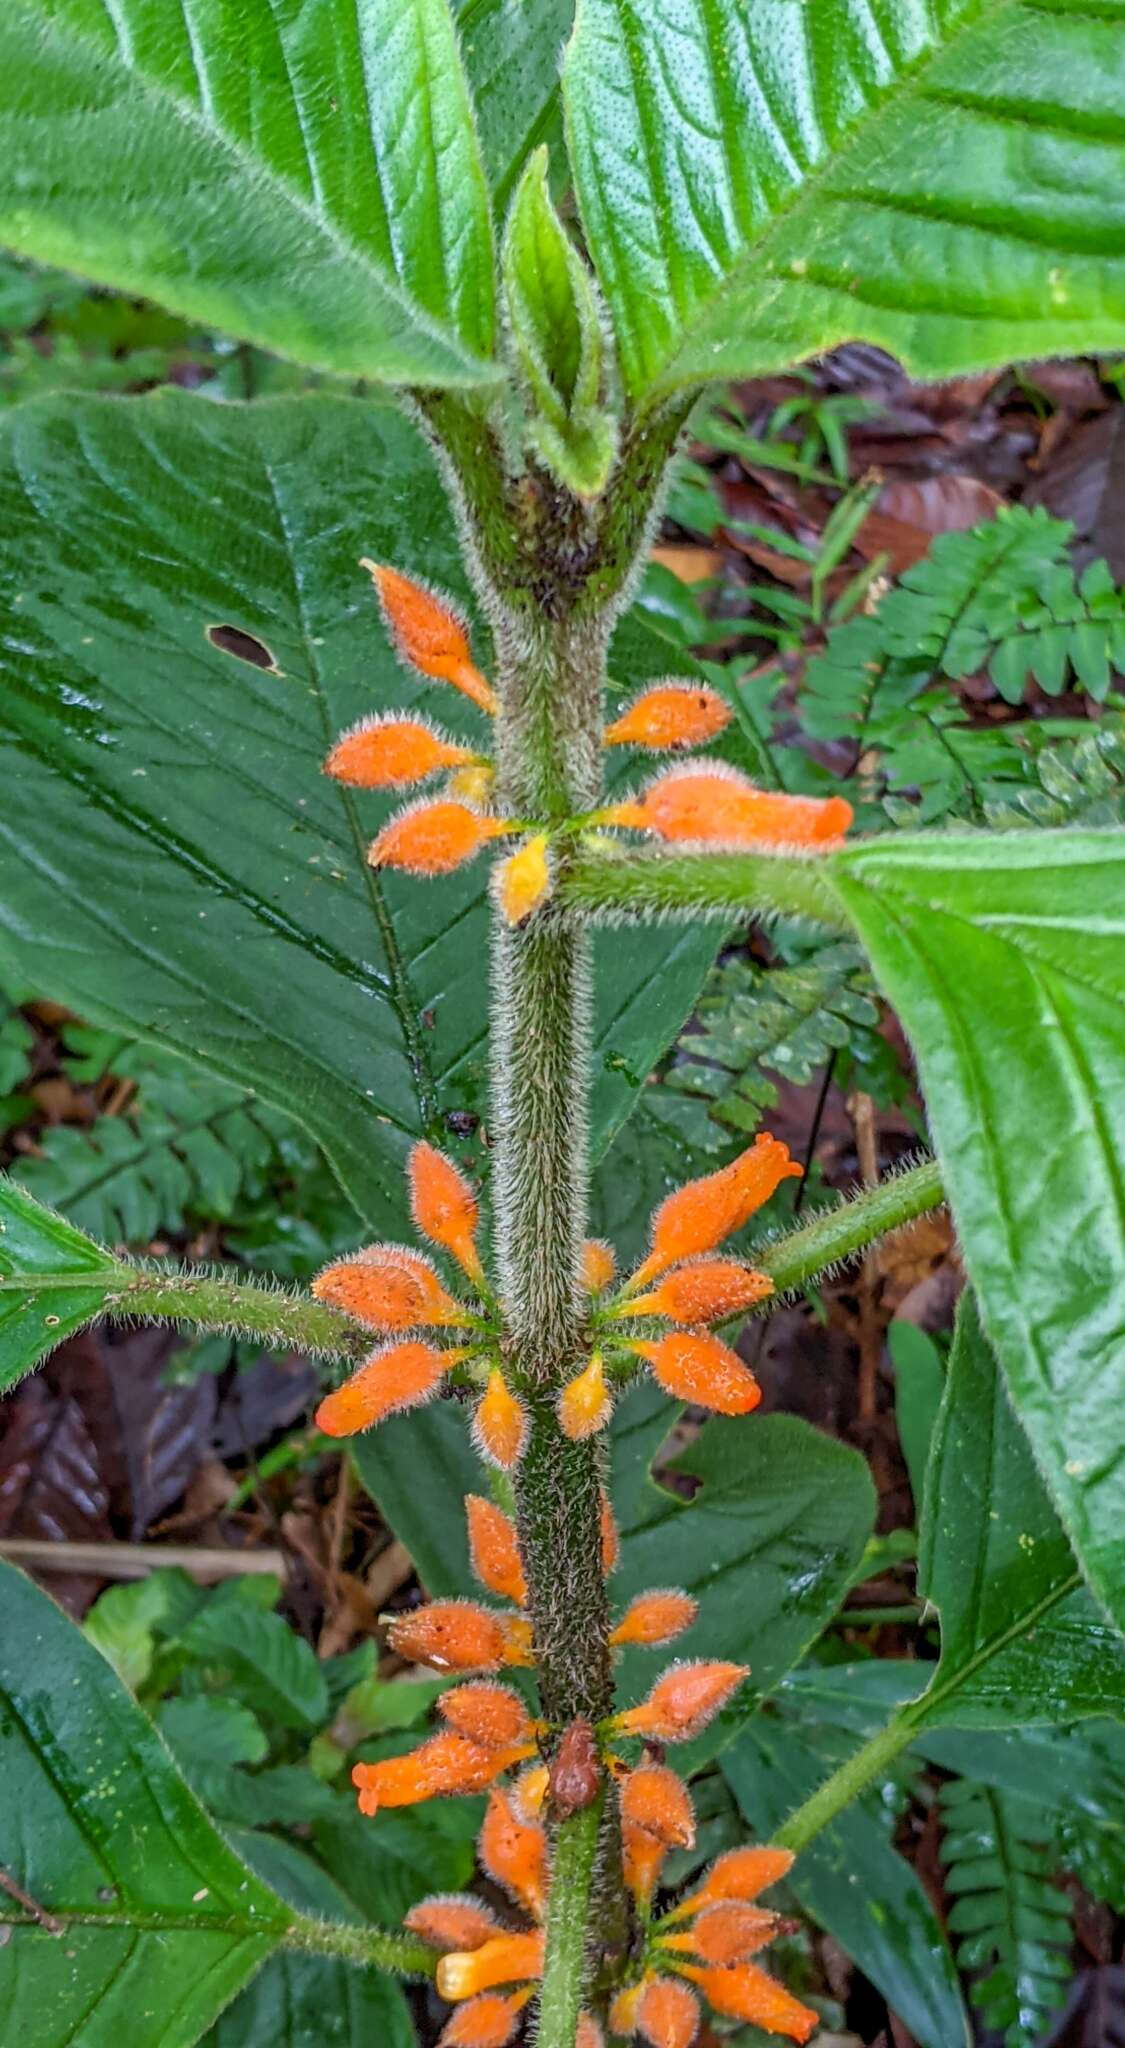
left=13, top=0, right=495, bottom=377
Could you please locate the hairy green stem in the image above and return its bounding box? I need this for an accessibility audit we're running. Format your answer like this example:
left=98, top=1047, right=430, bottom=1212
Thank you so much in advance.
left=282, top=1913, right=437, bottom=1977
left=537, top=1795, right=605, bottom=2048
left=560, top=846, right=851, bottom=928
left=774, top=1706, right=922, bottom=1855
left=754, top=1159, right=946, bottom=1299
left=106, top=1264, right=371, bottom=1363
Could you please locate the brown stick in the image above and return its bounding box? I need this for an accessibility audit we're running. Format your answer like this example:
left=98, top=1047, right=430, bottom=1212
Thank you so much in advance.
left=0, top=1868, right=64, bottom=1935
left=0, top=1538, right=286, bottom=1582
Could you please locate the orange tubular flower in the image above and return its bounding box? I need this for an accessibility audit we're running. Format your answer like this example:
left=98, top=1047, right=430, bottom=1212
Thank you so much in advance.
left=465, top=1494, right=528, bottom=1606
left=369, top=798, right=509, bottom=877
left=496, top=833, right=551, bottom=925
left=610, top=1589, right=699, bottom=1649
left=610, top=1983, right=644, bottom=2037
left=582, top=1239, right=617, bottom=1293
left=679, top=1962, right=817, bottom=2044
left=627, top=1133, right=800, bottom=1293
left=438, top=1682, right=537, bottom=1752
left=661, top=1902, right=780, bottom=1964
left=405, top=1895, right=501, bottom=1951
left=600, top=1491, right=620, bottom=1574
left=387, top=1599, right=519, bottom=1673
left=628, top=1330, right=761, bottom=1416
left=312, top=1245, right=468, bottom=1330
left=437, top=1930, right=546, bottom=2001
left=558, top=1353, right=612, bottom=1440
left=636, top=1975, right=702, bottom=2048
left=315, top=1339, right=457, bottom=1437
left=607, top=760, right=852, bottom=850
left=665, top=1845, right=795, bottom=1921
left=362, top=560, right=499, bottom=714
left=511, top=1761, right=549, bottom=1820
left=620, top=1765, right=696, bottom=1849
left=623, top=1819, right=670, bottom=1906
left=613, top=1660, right=749, bottom=1742
left=626, top=1256, right=774, bottom=1325
left=409, top=1142, right=486, bottom=1285
left=438, top=1989, right=534, bottom=2048
left=473, top=1369, right=529, bottom=1472
left=479, top=1787, right=550, bottom=1919
left=605, top=681, right=732, bottom=752
left=324, top=713, right=477, bottom=789
left=352, top=1731, right=496, bottom=1813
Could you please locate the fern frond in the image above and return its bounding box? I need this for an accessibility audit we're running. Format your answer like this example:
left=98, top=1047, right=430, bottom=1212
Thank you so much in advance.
left=940, top=1777, right=1074, bottom=2048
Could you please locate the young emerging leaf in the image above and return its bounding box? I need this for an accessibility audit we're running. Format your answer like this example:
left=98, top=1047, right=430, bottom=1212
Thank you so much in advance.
left=502, top=147, right=617, bottom=498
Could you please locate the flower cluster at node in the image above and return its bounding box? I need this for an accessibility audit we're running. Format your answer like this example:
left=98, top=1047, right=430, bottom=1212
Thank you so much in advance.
left=323, top=562, right=852, bottom=925
left=312, top=1129, right=799, bottom=1458
left=360, top=1492, right=814, bottom=2045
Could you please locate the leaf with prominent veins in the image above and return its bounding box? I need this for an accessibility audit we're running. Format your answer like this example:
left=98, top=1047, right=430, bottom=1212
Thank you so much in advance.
left=565, top=0, right=1125, bottom=397
left=0, top=0, right=498, bottom=384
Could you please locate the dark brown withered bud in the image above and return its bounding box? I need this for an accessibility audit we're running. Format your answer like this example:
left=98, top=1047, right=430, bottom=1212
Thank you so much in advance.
left=549, top=1718, right=601, bottom=1817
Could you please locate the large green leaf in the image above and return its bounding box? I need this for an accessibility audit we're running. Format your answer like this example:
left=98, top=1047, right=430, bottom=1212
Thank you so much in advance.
left=830, top=831, right=1125, bottom=1632
left=724, top=1718, right=970, bottom=2048
left=0, top=1561, right=290, bottom=2045
left=455, top=0, right=574, bottom=212
left=0, top=0, right=497, bottom=387
left=912, top=1291, right=1125, bottom=1728
left=564, top=0, right=1125, bottom=400
left=0, top=1175, right=117, bottom=1390
left=0, top=389, right=717, bottom=1241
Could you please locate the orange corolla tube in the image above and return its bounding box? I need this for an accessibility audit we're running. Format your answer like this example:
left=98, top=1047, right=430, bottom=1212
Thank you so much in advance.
left=438, top=1682, right=538, bottom=1751
left=625, top=1256, right=773, bottom=1324
left=409, top=1141, right=486, bottom=1285
left=315, top=1339, right=458, bottom=1436
left=368, top=798, right=509, bottom=877
left=386, top=1600, right=524, bottom=1673
left=678, top=1962, right=817, bottom=2043
left=663, top=1844, right=795, bottom=1922
left=627, top=1331, right=761, bottom=1415
left=351, top=1731, right=497, bottom=1813
left=465, top=1494, right=528, bottom=1605
left=612, top=1660, right=749, bottom=1742
left=312, top=1245, right=468, bottom=1330
left=625, top=1133, right=800, bottom=1293
left=558, top=1353, right=613, bottom=1440
left=620, top=1764, right=696, bottom=1848
left=478, top=1787, right=550, bottom=1919
left=405, top=1895, right=501, bottom=1951
left=362, top=560, right=498, bottom=714
left=325, top=713, right=478, bottom=789
left=604, top=681, right=732, bottom=752
left=437, top=1931, right=546, bottom=2000
left=605, top=760, right=852, bottom=849
left=609, top=1589, right=698, bottom=1649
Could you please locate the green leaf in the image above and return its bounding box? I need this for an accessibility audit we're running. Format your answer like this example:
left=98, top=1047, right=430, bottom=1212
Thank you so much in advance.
left=182, top=1603, right=329, bottom=1733
left=85, top=1570, right=204, bottom=1692
left=564, top=0, right=1125, bottom=400
left=0, top=1560, right=291, bottom=2044
left=888, top=1319, right=945, bottom=1510
left=912, top=1292, right=1125, bottom=1728
left=0, top=1173, right=118, bottom=1391
left=725, top=1718, right=970, bottom=2048
left=0, top=389, right=718, bottom=1242
left=610, top=1411, right=875, bottom=1755
left=202, top=1835, right=416, bottom=2048
left=0, top=0, right=496, bottom=386
left=454, top=0, right=574, bottom=213
left=502, top=145, right=616, bottom=495
left=830, top=830, right=1125, bottom=1631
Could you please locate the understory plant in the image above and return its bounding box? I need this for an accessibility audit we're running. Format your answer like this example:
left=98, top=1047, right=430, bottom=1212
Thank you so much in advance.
left=0, top=3, right=1124, bottom=2046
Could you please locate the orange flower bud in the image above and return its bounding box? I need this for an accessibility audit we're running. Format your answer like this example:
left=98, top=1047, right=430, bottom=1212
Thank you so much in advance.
left=558, top=1353, right=612, bottom=1441
left=609, top=1589, right=698, bottom=1649
left=661, top=1901, right=780, bottom=1964
left=679, top=1963, right=817, bottom=2044
left=608, top=761, right=852, bottom=850
left=439, top=1682, right=537, bottom=1751
left=623, top=1819, right=669, bottom=1905
left=351, top=1731, right=495, bottom=1813
left=437, top=1931, right=546, bottom=2001
left=500, top=1615, right=535, bottom=1667
left=315, top=1339, right=454, bottom=1437
left=362, top=560, right=498, bottom=714
left=312, top=1245, right=468, bottom=1330
left=582, top=1239, right=617, bottom=1293
left=405, top=1895, right=501, bottom=1951
left=369, top=799, right=508, bottom=878
left=613, top=1660, right=749, bottom=1743
left=447, top=762, right=497, bottom=808
left=479, top=1787, right=550, bottom=1919
left=628, top=1134, right=800, bottom=1291
left=610, top=1984, right=644, bottom=2037
left=600, top=1491, right=620, bottom=1575
left=620, top=1765, right=695, bottom=1848
left=409, top=1141, right=486, bottom=1285
left=325, top=713, right=476, bottom=789
left=438, top=1990, right=533, bottom=2048
left=628, top=1332, right=761, bottom=1416
left=627, top=1257, right=774, bottom=1325
left=605, top=682, right=732, bottom=752
left=511, top=1762, right=549, bottom=1820
left=576, top=2016, right=604, bottom=2048
left=636, top=1975, right=701, bottom=2048
left=665, top=1845, right=794, bottom=1921
left=386, top=1599, right=512, bottom=1673
left=496, top=833, right=551, bottom=925
left=473, top=1370, right=529, bottom=1472
left=465, top=1494, right=528, bottom=1606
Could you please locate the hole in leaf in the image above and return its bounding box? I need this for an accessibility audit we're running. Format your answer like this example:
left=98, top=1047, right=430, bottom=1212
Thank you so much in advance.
left=206, top=623, right=280, bottom=671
